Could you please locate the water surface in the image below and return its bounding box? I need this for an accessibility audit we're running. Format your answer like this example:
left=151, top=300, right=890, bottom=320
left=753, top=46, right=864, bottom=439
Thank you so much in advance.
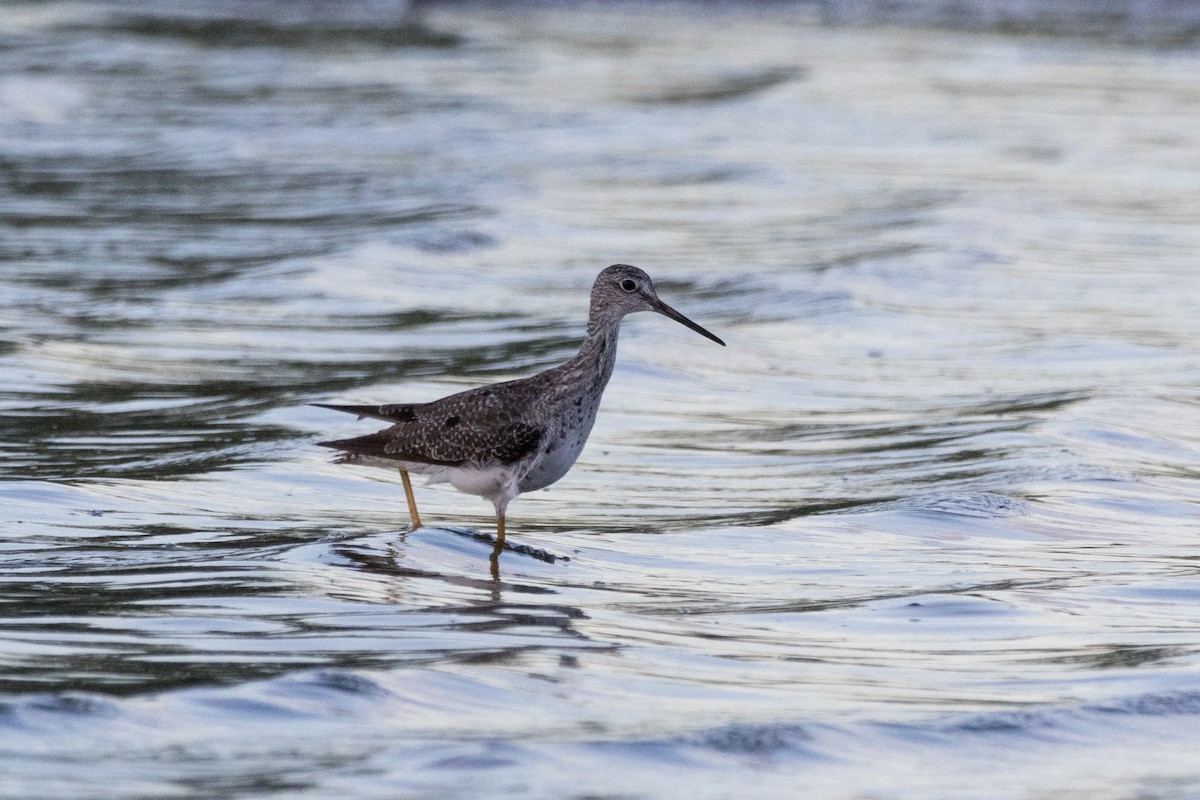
left=2, top=2, right=1200, bottom=798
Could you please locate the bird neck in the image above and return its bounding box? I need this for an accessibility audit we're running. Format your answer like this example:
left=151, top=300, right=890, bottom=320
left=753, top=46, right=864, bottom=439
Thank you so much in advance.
left=576, top=309, right=622, bottom=378
left=586, top=292, right=626, bottom=338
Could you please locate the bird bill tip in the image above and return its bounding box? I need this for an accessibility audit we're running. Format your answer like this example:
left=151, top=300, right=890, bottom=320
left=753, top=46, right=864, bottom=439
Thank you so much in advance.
left=653, top=300, right=726, bottom=346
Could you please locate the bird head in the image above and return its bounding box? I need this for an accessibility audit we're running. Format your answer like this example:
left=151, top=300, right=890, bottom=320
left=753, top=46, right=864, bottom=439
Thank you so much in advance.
left=591, top=264, right=725, bottom=346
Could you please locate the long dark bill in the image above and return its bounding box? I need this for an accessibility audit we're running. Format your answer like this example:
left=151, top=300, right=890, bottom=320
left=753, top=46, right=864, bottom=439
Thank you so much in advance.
left=652, top=299, right=726, bottom=346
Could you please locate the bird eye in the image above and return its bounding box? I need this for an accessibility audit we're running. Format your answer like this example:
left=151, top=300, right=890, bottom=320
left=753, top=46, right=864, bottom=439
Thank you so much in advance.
left=619, top=279, right=638, bottom=292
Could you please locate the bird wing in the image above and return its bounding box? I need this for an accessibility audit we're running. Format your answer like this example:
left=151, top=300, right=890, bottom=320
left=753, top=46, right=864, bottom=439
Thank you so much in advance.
left=316, top=379, right=549, bottom=468
left=318, top=421, right=542, bottom=467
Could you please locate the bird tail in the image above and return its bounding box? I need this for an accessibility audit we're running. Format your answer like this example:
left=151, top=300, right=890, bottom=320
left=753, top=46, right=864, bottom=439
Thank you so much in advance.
left=311, top=402, right=419, bottom=424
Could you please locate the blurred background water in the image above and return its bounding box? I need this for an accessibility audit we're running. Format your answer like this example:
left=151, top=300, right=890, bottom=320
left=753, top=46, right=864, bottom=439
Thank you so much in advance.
left=2, top=1, right=1199, bottom=798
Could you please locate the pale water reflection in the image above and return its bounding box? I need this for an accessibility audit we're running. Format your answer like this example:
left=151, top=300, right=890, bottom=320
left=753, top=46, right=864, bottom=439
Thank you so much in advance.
left=2, top=2, right=1200, bottom=799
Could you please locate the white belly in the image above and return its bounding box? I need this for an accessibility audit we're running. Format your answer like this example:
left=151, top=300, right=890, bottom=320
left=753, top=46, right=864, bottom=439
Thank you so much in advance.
left=431, top=463, right=513, bottom=499
left=352, top=455, right=513, bottom=502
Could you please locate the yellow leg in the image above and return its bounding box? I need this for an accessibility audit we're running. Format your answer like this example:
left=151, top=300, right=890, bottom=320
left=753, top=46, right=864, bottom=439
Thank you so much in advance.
left=489, top=514, right=505, bottom=580
left=399, top=469, right=422, bottom=529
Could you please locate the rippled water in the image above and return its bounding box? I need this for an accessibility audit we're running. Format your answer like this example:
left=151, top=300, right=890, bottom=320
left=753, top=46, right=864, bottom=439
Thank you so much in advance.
left=2, top=2, right=1200, bottom=798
